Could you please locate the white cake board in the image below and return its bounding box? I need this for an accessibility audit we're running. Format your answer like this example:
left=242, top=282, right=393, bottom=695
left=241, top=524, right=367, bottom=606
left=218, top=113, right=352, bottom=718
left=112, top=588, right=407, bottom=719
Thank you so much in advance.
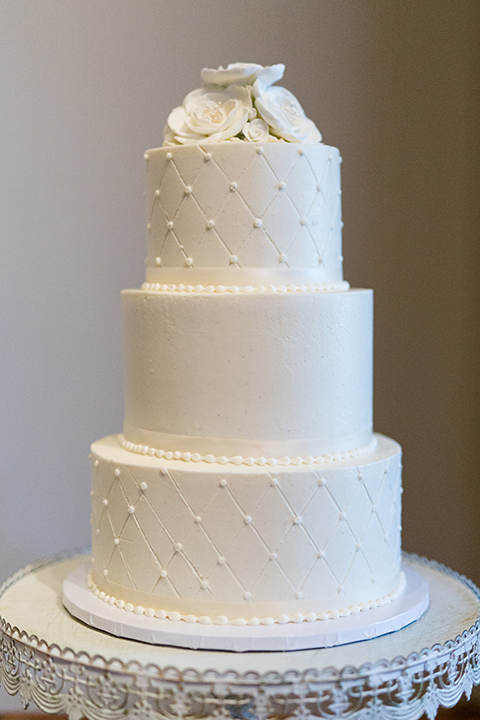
left=62, top=560, right=428, bottom=652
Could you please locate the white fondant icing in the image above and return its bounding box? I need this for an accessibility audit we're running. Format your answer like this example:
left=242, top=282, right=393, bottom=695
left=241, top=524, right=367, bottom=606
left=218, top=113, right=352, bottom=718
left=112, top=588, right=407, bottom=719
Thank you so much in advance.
left=122, top=289, right=373, bottom=459
left=91, top=433, right=402, bottom=621
left=145, top=143, right=342, bottom=280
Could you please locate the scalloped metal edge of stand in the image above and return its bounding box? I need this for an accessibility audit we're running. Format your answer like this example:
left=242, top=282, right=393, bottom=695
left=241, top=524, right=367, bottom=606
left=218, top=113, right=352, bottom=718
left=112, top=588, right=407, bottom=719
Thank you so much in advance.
left=0, top=552, right=479, bottom=720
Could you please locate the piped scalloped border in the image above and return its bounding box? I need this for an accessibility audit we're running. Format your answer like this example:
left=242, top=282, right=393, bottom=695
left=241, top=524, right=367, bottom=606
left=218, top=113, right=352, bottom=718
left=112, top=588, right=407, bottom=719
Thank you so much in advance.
left=118, top=435, right=377, bottom=466
left=88, top=572, right=406, bottom=627
left=142, top=281, right=350, bottom=294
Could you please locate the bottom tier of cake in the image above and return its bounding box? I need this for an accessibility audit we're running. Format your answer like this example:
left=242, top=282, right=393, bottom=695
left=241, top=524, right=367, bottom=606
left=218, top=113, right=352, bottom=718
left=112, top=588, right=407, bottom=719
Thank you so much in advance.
left=90, top=434, right=402, bottom=625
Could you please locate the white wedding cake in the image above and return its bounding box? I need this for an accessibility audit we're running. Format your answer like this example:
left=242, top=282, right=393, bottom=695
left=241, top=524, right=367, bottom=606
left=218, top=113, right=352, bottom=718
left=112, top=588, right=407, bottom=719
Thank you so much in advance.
left=89, top=63, right=403, bottom=627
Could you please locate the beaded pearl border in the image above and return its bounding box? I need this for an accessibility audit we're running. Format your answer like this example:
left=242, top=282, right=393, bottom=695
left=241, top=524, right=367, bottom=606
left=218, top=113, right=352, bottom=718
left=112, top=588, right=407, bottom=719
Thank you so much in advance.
left=141, top=281, right=350, bottom=294
left=118, top=435, right=377, bottom=467
left=88, top=572, right=406, bottom=626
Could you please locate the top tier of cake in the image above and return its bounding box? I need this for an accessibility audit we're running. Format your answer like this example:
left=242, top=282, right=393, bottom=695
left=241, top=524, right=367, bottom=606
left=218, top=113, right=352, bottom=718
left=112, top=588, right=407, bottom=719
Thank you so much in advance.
left=144, top=142, right=344, bottom=287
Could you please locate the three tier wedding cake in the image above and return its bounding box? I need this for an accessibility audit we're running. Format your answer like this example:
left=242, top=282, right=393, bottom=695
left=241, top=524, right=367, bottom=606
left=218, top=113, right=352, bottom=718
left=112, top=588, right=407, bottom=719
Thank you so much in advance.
left=88, top=63, right=404, bottom=630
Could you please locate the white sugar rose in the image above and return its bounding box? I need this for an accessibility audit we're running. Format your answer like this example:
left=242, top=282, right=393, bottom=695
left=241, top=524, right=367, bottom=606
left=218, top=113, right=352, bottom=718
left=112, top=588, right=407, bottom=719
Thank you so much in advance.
left=253, top=81, right=322, bottom=144
left=243, top=118, right=275, bottom=142
left=201, top=62, right=285, bottom=88
left=165, top=84, right=252, bottom=144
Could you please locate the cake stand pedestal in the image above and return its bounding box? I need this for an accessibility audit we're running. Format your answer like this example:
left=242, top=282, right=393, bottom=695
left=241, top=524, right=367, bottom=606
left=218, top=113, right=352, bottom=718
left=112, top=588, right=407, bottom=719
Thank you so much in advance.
left=0, top=553, right=479, bottom=720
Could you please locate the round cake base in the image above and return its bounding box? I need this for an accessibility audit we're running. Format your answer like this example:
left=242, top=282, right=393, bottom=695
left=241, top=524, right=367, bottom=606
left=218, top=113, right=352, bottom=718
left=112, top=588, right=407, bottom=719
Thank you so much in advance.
left=62, top=560, right=428, bottom=652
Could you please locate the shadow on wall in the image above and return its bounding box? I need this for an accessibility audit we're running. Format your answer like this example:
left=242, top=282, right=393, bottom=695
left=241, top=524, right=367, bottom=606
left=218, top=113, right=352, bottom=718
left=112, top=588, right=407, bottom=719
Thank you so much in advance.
left=342, top=1, right=480, bottom=587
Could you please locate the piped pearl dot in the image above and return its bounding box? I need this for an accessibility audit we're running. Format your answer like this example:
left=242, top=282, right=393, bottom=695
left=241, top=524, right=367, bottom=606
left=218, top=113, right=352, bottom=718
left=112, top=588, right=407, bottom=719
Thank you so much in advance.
left=229, top=182, right=237, bottom=191
left=128, top=506, right=135, bottom=514
left=294, top=517, right=302, bottom=525
left=243, top=515, right=252, bottom=524
left=114, top=538, right=119, bottom=545
left=195, top=515, right=202, bottom=523
left=256, top=146, right=264, bottom=154
left=298, top=148, right=305, bottom=156
left=269, top=552, right=277, bottom=560
left=253, top=218, right=263, bottom=228
left=185, top=258, right=193, bottom=267
left=160, top=569, right=168, bottom=578
left=300, top=217, right=307, bottom=226
left=94, top=460, right=99, bottom=467
left=185, top=185, right=192, bottom=195
left=144, top=153, right=149, bottom=160
left=200, top=579, right=208, bottom=589
left=114, top=468, right=120, bottom=477
left=174, top=542, right=182, bottom=552
left=318, top=256, right=323, bottom=265
left=317, top=551, right=325, bottom=559
left=270, top=477, right=279, bottom=486
left=296, top=591, right=303, bottom=599
left=318, top=477, right=326, bottom=486
left=278, top=253, right=287, bottom=263
left=339, top=511, right=346, bottom=520
left=278, top=181, right=286, bottom=190
left=229, top=255, right=237, bottom=264
left=102, top=499, right=108, bottom=506
left=166, top=152, right=172, bottom=160
left=154, top=189, right=160, bottom=197
left=155, top=257, right=161, bottom=266
left=218, top=556, right=226, bottom=565
left=316, top=183, right=321, bottom=192
left=219, top=479, right=227, bottom=487
left=204, top=152, right=212, bottom=161
left=206, top=219, right=215, bottom=229
left=338, top=585, right=344, bottom=593
left=356, top=543, right=361, bottom=551
left=140, top=482, right=147, bottom=491
left=103, top=569, right=108, bottom=576
left=167, top=221, right=173, bottom=229
left=244, top=591, right=251, bottom=599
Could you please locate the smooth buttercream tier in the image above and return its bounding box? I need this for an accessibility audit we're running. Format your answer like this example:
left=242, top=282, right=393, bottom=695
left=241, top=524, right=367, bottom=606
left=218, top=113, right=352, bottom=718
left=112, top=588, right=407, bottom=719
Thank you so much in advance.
left=122, top=288, right=373, bottom=459
left=145, top=142, right=343, bottom=284
left=91, top=434, right=402, bottom=622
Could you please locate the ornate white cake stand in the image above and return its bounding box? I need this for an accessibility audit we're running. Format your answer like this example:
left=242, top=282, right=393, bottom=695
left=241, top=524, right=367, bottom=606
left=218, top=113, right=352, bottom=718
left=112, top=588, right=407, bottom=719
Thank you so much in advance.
left=0, top=552, right=479, bottom=720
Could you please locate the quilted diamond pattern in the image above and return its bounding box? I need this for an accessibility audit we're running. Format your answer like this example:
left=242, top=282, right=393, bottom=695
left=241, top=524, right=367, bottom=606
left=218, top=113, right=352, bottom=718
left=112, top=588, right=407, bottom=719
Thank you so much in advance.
left=91, top=437, right=402, bottom=607
left=145, top=143, right=343, bottom=274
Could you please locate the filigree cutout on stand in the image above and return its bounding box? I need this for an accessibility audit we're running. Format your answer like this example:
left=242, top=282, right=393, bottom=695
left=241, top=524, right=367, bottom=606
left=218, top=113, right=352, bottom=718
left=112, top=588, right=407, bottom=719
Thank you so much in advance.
left=1, top=553, right=479, bottom=719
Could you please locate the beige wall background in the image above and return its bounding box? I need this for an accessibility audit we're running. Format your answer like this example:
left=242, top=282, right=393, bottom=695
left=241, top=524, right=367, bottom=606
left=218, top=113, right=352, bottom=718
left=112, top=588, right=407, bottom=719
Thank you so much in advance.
left=1, top=0, right=479, bottom=710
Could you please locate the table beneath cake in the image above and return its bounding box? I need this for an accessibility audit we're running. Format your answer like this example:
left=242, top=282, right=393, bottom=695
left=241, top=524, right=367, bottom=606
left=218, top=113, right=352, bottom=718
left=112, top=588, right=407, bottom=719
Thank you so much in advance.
left=0, top=553, right=478, bottom=720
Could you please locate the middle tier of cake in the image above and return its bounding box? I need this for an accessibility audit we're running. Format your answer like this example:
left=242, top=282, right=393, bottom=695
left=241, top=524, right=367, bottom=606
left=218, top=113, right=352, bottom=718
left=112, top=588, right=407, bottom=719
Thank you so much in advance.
left=121, top=287, right=373, bottom=463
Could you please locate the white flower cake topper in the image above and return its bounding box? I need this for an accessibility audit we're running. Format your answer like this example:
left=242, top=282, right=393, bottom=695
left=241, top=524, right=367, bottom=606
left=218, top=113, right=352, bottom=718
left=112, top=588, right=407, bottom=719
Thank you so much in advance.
left=163, top=63, right=322, bottom=146
left=253, top=82, right=322, bottom=144
left=201, top=62, right=285, bottom=88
